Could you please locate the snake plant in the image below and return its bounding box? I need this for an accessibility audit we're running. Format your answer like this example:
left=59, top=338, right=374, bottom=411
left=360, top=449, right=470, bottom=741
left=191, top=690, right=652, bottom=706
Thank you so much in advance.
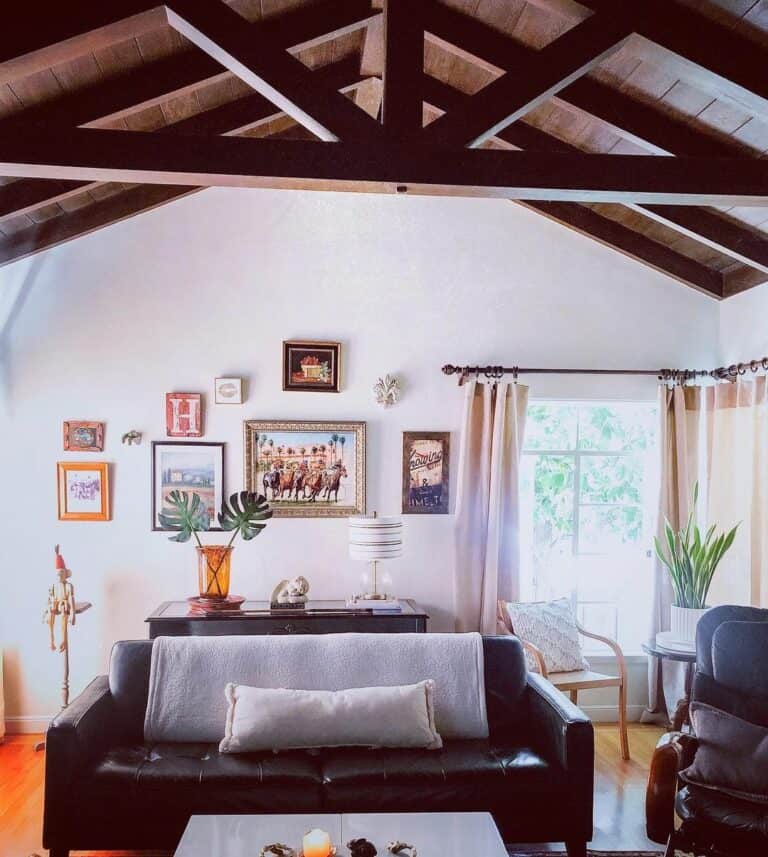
left=654, top=483, right=738, bottom=609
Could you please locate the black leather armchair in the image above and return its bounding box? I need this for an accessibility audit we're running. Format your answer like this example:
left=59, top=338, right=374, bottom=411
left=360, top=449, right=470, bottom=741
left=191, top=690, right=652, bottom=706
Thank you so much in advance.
left=646, top=605, right=768, bottom=857
left=44, top=635, right=594, bottom=857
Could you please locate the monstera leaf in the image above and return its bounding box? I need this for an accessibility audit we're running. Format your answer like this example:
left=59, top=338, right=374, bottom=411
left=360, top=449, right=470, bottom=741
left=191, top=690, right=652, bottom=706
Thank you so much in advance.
left=218, top=491, right=272, bottom=541
left=158, top=490, right=210, bottom=543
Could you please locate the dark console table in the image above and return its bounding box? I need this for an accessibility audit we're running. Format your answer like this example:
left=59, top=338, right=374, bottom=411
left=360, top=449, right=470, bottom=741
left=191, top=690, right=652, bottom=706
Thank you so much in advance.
left=146, top=599, right=428, bottom=638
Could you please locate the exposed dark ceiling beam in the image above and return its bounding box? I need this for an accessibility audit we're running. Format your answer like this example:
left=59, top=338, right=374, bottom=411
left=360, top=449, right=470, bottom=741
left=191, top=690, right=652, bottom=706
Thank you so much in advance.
left=0, top=56, right=364, bottom=222
left=423, top=74, right=768, bottom=278
left=4, top=127, right=768, bottom=205
left=521, top=200, right=723, bottom=299
left=165, top=0, right=381, bottom=142
left=381, top=0, right=424, bottom=137
left=423, top=7, right=632, bottom=147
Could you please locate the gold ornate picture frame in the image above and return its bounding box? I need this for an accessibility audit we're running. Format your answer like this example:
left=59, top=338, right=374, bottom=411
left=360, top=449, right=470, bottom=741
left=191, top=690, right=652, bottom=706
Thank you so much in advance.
left=244, top=420, right=365, bottom=518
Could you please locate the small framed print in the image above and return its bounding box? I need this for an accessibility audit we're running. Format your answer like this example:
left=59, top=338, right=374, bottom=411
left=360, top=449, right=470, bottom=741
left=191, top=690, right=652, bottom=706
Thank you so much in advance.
left=166, top=393, right=202, bottom=437
left=215, top=377, right=243, bottom=404
left=57, top=461, right=110, bottom=521
left=152, top=441, right=225, bottom=531
left=63, top=421, right=104, bottom=452
left=402, top=431, right=450, bottom=515
left=282, top=340, right=341, bottom=393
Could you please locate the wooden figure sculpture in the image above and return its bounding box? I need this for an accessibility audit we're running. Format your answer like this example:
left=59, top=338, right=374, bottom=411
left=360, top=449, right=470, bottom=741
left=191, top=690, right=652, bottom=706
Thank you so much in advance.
left=43, top=545, right=91, bottom=709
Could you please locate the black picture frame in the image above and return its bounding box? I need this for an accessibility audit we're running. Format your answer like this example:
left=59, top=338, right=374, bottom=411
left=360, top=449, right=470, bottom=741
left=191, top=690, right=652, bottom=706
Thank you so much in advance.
left=282, top=340, right=341, bottom=393
left=151, top=441, right=225, bottom=532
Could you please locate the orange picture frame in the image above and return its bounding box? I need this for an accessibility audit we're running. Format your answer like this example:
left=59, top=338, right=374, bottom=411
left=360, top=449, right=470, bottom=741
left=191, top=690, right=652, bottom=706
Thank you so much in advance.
left=57, top=461, right=111, bottom=521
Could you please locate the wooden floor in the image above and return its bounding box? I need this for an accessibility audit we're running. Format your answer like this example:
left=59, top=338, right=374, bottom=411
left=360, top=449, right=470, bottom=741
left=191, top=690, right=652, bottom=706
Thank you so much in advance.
left=0, top=724, right=664, bottom=856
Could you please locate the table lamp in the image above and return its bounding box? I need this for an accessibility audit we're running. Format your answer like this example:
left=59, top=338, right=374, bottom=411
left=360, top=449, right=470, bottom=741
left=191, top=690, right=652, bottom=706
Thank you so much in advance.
left=348, top=511, right=402, bottom=601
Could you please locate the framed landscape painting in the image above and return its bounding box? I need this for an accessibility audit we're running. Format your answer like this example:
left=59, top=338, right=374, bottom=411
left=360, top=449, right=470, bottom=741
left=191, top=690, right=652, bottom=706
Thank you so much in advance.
left=282, top=340, right=341, bottom=393
left=244, top=420, right=365, bottom=517
left=57, top=461, right=110, bottom=521
left=402, top=431, right=450, bottom=515
left=152, top=441, right=224, bottom=531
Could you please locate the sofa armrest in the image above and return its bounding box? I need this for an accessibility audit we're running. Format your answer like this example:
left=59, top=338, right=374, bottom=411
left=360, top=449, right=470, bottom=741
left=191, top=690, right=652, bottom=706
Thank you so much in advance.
left=43, top=676, right=114, bottom=846
left=645, top=731, right=699, bottom=844
left=526, top=673, right=594, bottom=839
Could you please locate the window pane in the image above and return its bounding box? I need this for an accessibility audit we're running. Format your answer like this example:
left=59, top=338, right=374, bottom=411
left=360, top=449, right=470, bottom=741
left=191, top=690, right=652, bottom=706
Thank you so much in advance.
left=577, top=404, right=657, bottom=452
left=580, top=454, right=645, bottom=505
left=578, top=505, right=645, bottom=553
left=524, top=403, right=577, bottom=450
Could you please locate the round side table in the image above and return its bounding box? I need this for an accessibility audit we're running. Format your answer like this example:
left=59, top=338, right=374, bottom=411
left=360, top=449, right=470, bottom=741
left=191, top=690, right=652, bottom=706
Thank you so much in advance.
left=642, top=639, right=697, bottom=731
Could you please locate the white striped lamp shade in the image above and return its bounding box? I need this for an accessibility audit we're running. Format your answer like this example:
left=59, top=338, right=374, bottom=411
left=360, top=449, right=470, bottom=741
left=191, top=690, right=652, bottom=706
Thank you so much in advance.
left=348, top=515, right=403, bottom=561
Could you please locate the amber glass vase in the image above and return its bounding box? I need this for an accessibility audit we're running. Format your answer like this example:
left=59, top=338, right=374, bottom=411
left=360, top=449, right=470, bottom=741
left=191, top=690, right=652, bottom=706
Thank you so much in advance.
left=196, top=545, right=233, bottom=599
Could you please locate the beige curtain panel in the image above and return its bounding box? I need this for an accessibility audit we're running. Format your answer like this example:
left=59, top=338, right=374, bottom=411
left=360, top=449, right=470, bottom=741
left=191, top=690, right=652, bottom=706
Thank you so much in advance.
left=454, top=380, right=528, bottom=634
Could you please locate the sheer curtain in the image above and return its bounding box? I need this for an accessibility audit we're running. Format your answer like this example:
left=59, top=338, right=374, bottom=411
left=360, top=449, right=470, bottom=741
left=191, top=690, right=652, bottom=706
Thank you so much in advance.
left=646, top=377, right=768, bottom=719
left=454, top=379, right=528, bottom=633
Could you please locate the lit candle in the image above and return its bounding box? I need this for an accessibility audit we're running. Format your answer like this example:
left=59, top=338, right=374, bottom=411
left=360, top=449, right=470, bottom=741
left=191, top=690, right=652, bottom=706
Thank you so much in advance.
left=302, top=829, right=332, bottom=857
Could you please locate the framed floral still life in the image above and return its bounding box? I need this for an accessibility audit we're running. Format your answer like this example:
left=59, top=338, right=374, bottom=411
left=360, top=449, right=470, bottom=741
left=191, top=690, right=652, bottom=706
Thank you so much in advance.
left=63, top=420, right=104, bottom=452
left=244, top=420, right=365, bottom=518
left=57, top=461, right=110, bottom=521
left=402, top=431, right=450, bottom=515
left=282, top=340, right=341, bottom=393
left=152, top=441, right=225, bottom=531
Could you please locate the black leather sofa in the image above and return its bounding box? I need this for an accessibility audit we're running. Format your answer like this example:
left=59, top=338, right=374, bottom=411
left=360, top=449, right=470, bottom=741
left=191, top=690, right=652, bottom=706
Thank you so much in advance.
left=43, top=635, right=594, bottom=856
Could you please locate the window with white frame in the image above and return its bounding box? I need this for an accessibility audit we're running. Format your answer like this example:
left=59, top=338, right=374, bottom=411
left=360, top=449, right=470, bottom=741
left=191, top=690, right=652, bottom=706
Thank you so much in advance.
left=520, top=401, right=659, bottom=654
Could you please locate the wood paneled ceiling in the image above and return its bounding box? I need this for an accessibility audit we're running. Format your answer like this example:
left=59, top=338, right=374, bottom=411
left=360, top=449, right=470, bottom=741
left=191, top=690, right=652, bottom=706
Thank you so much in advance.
left=3, top=0, right=768, bottom=299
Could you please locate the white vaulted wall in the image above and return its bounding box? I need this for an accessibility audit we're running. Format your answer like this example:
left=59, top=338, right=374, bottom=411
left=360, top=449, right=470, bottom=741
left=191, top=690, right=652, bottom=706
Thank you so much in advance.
left=0, top=188, right=721, bottom=726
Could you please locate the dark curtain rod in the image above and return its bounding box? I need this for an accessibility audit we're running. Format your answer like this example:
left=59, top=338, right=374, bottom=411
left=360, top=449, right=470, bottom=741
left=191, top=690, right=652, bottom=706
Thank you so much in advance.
left=442, top=358, right=768, bottom=383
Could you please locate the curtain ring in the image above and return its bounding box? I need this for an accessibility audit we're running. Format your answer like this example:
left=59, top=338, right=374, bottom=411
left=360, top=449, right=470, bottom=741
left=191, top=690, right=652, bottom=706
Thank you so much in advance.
left=762, top=358, right=768, bottom=371
left=750, top=360, right=759, bottom=373
left=738, top=363, right=746, bottom=375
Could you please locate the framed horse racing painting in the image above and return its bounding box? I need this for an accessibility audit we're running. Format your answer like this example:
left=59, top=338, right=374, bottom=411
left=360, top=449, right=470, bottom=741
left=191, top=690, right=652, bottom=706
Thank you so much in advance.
left=244, top=420, right=365, bottom=518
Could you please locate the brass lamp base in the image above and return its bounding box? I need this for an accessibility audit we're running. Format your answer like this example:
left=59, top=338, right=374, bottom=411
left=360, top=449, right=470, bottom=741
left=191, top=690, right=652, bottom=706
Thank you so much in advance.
left=362, top=591, right=391, bottom=600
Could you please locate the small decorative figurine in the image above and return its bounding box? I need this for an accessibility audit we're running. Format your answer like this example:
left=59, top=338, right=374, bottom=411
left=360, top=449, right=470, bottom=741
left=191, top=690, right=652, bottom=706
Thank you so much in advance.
left=373, top=374, right=401, bottom=408
left=121, top=429, right=142, bottom=445
left=387, top=843, right=417, bottom=857
left=270, top=576, right=310, bottom=609
left=260, top=844, right=296, bottom=857
left=347, top=839, right=377, bottom=857
left=41, top=546, right=91, bottom=709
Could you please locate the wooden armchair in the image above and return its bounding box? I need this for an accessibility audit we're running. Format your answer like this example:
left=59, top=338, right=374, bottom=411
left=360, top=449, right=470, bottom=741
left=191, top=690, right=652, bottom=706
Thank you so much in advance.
left=497, top=601, right=629, bottom=760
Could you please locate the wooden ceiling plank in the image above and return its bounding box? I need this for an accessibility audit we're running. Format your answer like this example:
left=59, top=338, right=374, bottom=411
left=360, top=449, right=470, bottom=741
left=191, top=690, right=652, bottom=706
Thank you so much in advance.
left=521, top=200, right=723, bottom=298
left=0, top=3, right=167, bottom=87
left=580, top=0, right=768, bottom=119
left=5, top=127, right=768, bottom=205
left=422, top=6, right=633, bottom=147
left=165, top=0, right=381, bottom=142
left=381, top=0, right=424, bottom=137
left=0, top=56, right=364, bottom=222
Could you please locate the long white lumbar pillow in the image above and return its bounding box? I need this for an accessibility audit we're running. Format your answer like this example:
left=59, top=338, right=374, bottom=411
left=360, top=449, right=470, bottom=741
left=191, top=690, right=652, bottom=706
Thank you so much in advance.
left=219, top=680, right=443, bottom=753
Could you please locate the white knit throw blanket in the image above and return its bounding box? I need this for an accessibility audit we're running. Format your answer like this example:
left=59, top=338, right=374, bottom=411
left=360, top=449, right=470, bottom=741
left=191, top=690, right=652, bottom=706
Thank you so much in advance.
left=144, top=632, right=488, bottom=743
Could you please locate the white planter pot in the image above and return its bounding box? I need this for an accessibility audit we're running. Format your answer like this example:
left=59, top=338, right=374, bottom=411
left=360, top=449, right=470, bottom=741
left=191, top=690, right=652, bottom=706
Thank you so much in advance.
left=670, top=605, right=709, bottom=644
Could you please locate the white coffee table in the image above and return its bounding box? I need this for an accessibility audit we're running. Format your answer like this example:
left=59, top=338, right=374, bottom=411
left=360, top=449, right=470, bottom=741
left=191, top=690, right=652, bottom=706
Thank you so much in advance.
left=175, top=812, right=507, bottom=857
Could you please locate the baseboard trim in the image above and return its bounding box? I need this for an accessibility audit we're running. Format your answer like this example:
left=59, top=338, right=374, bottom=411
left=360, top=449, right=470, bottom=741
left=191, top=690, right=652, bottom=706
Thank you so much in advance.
left=5, top=715, right=52, bottom=734
left=580, top=704, right=645, bottom=723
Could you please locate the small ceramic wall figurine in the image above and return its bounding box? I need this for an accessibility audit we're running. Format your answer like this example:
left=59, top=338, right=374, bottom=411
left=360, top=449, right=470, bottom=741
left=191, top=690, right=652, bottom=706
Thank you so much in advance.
left=373, top=374, right=401, bottom=408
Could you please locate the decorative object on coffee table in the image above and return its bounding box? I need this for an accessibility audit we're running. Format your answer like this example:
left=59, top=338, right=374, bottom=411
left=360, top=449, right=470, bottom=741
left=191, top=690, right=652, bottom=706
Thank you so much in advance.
left=166, top=392, right=203, bottom=437
left=63, top=420, right=104, bottom=451
left=159, top=489, right=271, bottom=606
left=387, top=842, right=417, bottom=857
left=302, top=828, right=335, bottom=857
left=373, top=374, right=401, bottom=408
left=260, top=844, right=295, bottom=857
left=152, top=441, right=224, bottom=531
left=654, top=482, right=738, bottom=645
left=271, top=576, right=310, bottom=609
left=244, top=420, right=365, bottom=518
left=348, top=512, right=402, bottom=603
left=57, top=461, right=110, bottom=521
left=402, top=431, right=449, bottom=514
left=283, top=340, right=341, bottom=393
left=347, top=839, right=377, bottom=857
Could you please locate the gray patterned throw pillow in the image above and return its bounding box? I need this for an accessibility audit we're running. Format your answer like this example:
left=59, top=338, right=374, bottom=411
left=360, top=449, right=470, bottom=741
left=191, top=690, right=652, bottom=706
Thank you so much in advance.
left=503, top=598, right=590, bottom=674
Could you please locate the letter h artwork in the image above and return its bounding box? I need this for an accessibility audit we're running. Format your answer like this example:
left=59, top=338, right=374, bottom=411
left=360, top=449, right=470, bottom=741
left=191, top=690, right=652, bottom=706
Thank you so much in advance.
left=166, top=393, right=203, bottom=437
